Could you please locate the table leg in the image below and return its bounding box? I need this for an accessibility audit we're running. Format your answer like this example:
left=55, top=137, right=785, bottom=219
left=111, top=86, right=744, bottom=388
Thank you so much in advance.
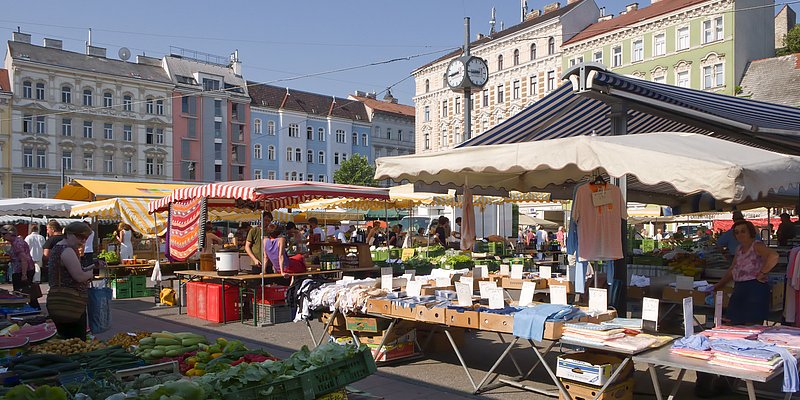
left=745, top=380, right=757, bottom=400
left=443, top=328, right=478, bottom=391
left=520, top=340, right=556, bottom=381
left=527, top=339, right=572, bottom=400
left=667, top=369, right=686, bottom=400
left=305, top=320, right=318, bottom=344
left=470, top=336, right=520, bottom=393
left=591, top=357, right=630, bottom=400
left=371, top=318, right=397, bottom=361
left=646, top=364, right=664, bottom=400
left=314, top=309, right=340, bottom=347
left=497, top=333, right=524, bottom=377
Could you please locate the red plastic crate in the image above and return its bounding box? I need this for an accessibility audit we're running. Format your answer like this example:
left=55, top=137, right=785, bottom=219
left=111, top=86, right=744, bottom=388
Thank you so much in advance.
left=186, top=282, right=207, bottom=318
left=206, top=283, right=240, bottom=323
left=255, top=285, right=288, bottom=304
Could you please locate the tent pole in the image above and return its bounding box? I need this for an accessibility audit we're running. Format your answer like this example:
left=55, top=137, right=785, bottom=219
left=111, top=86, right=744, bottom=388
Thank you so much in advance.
left=610, top=101, right=628, bottom=316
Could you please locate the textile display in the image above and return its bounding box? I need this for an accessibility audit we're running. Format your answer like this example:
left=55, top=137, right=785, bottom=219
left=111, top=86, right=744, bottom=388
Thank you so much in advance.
left=87, top=286, right=112, bottom=334
left=573, top=182, right=626, bottom=261
left=167, top=197, right=204, bottom=261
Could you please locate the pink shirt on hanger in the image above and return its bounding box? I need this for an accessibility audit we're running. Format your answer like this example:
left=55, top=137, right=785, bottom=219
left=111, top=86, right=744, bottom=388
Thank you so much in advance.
left=573, top=182, right=627, bottom=261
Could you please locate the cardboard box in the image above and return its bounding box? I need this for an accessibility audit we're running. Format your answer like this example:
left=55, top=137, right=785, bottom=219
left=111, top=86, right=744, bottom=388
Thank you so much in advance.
left=627, top=287, right=647, bottom=299
left=556, top=352, right=632, bottom=387
left=661, top=287, right=731, bottom=307
left=583, top=309, right=618, bottom=324
left=421, top=286, right=455, bottom=296
left=366, top=298, right=393, bottom=316
left=560, top=378, right=634, bottom=400
left=501, top=277, right=548, bottom=290
left=346, top=316, right=392, bottom=333
left=367, top=341, right=415, bottom=362
left=548, top=279, right=574, bottom=293
left=415, top=305, right=447, bottom=324
left=390, top=302, right=417, bottom=320
left=479, top=312, right=514, bottom=333
left=445, top=308, right=480, bottom=329
left=359, top=327, right=416, bottom=346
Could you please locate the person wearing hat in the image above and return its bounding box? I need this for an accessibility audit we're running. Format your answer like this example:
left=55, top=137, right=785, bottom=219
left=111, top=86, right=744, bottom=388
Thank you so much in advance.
left=716, top=211, right=745, bottom=259
left=1, top=225, right=39, bottom=309
left=777, top=213, right=797, bottom=246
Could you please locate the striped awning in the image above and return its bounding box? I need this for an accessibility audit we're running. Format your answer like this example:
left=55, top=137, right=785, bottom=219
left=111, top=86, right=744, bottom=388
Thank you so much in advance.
left=149, top=179, right=389, bottom=213
left=71, top=198, right=167, bottom=237
left=460, top=66, right=800, bottom=155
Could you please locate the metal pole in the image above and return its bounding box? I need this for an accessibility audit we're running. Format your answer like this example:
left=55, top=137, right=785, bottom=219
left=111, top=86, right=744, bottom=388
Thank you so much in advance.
left=609, top=101, right=628, bottom=315
left=463, top=17, right=473, bottom=141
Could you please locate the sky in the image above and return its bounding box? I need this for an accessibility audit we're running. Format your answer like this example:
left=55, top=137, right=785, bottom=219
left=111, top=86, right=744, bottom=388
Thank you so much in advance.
left=1, top=1, right=794, bottom=105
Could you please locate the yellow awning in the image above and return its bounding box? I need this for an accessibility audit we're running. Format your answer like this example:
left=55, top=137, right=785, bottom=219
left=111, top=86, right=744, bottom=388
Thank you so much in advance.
left=71, top=198, right=167, bottom=238
left=55, top=179, right=199, bottom=201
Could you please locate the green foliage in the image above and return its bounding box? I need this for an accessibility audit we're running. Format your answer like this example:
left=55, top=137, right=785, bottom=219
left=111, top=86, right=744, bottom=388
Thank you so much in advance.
left=332, top=153, right=377, bottom=187
left=97, top=249, right=120, bottom=265
left=4, top=385, right=67, bottom=400
left=441, top=254, right=474, bottom=270
left=784, top=25, right=800, bottom=53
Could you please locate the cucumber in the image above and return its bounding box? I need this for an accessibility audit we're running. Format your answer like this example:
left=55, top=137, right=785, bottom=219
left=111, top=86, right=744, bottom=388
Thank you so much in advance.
left=165, top=350, right=180, bottom=357
left=151, top=332, right=177, bottom=340
left=154, top=338, right=180, bottom=346
left=181, top=337, right=205, bottom=347
left=164, top=345, right=183, bottom=352
left=139, top=337, right=155, bottom=345
left=148, top=349, right=165, bottom=358
left=175, top=332, right=205, bottom=340
left=18, top=369, right=58, bottom=380
left=51, top=362, right=82, bottom=372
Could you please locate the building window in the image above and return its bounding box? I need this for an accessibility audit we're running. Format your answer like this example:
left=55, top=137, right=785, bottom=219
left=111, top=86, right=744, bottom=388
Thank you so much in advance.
left=703, top=63, right=724, bottom=88
left=653, top=33, right=666, bottom=56
left=253, top=169, right=262, bottom=179
left=497, top=54, right=503, bottom=71
left=453, top=97, right=460, bottom=114
left=513, top=49, right=520, bottom=66
left=288, top=123, right=299, bottom=137
left=254, top=144, right=262, bottom=159
left=22, top=147, right=33, bottom=168
left=62, top=118, right=72, bottom=136
left=548, top=37, right=555, bottom=55
left=36, top=148, right=46, bottom=169
left=423, top=106, right=430, bottom=122
left=62, top=150, right=72, bottom=171
left=36, top=116, right=45, bottom=134
left=155, top=100, right=164, bottom=115
left=35, top=183, right=46, bottom=198
left=306, top=150, right=313, bottom=163
left=676, top=71, right=690, bottom=88
left=352, top=131, right=358, bottom=145
left=529, top=76, right=538, bottom=96
left=632, top=39, right=644, bottom=62
left=103, top=92, right=112, bottom=108
left=286, top=147, right=293, bottom=161
left=317, top=127, right=325, bottom=141
left=267, top=121, right=275, bottom=135
left=124, top=157, right=132, bottom=174
left=703, top=17, right=724, bottom=43
left=425, top=79, right=430, bottom=93
left=254, top=119, right=262, bottom=134
left=61, top=86, right=71, bottom=103
left=318, top=175, right=325, bottom=182
left=530, top=43, right=537, bottom=60
left=156, top=128, right=164, bottom=144
left=342, top=153, right=347, bottom=163
left=547, top=71, right=556, bottom=91
left=334, top=153, right=340, bottom=165
left=23, top=183, right=32, bottom=197
left=306, top=127, right=313, bottom=140
left=454, top=127, right=461, bottom=144
left=83, top=152, right=93, bottom=171
left=22, top=81, right=32, bottom=98
left=268, top=170, right=276, bottom=180
left=144, top=98, right=153, bottom=114
left=123, top=125, right=132, bottom=142
left=306, top=175, right=313, bottom=182
left=336, top=129, right=346, bottom=143
left=318, top=151, right=325, bottom=164
left=440, top=128, right=448, bottom=148
left=398, top=130, right=403, bottom=142
left=386, top=129, right=391, bottom=140
left=104, top=123, right=113, bottom=140
left=83, top=89, right=93, bottom=106
left=512, top=80, right=520, bottom=99
left=295, top=148, right=301, bottom=162
left=714, top=17, right=723, bottom=41
left=181, top=96, right=190, bottom=113
left=612, top=46, right=622, bottom=67
left=593, top=51, right=603, bottom=64
left=104, top=154, right=113, bottom=173
left=362, top=133, right=368, bottom=146
left=424, top=133, right=430, bottom=150
left=35, top=83, right=45, bottom=100
left=653, top=75, right=666, bottom=84
left=23, top=115, right=32, bottom=133
left=497, top=84, right=504, bottom=103
left=442, top=100, right=448, bottom=117
left=146, top=128, right=154, bottom=144
left=267, top=145, right=275, bottom=160
left=145, top=158, right=154, bottom=175
left=482, top=89, right=489, bottom=107
left=677, top=26, right=690, bottom=50
left=123, top=95, right=132, bottom=111
left=83, top=121, right=93, bottom=138
left=203, top=78, right=220, bottom=91
left=214, top=99, right=222, bottom=117
left=156, top=159, right=164, bottom=176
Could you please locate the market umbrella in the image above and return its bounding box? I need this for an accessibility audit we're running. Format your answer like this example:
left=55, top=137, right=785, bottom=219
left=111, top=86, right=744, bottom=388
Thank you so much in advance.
left=0, top=198, right=86, bottom=218
left=375, top=132, right=800, bottom=211
left=460, top=185, right=476, bottom=251
left=518, top=214, right=559, bottom=229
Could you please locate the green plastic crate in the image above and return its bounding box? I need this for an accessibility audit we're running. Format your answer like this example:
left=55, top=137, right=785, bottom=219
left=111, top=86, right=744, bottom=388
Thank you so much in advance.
left=114, top=288, right=131, bottom=299
left=474, top=242, right=489, bottom=253
left=371, top=249, right=388, bottom=262
left=129, top=275, right=147, bottom=289
left=112, top=278, right=131, bottom=291
left=222, top=374, right=312, bottom=400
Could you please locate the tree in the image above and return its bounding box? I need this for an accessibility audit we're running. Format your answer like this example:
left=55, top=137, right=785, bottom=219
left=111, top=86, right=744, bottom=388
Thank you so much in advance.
left=333, top=153, right=377, bottom=186
left=783, top=25, right=800, bottom=53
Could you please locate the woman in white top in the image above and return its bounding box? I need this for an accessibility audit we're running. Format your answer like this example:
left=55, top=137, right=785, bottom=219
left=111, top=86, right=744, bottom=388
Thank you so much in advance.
left=117, top=223, right=133, bottom=259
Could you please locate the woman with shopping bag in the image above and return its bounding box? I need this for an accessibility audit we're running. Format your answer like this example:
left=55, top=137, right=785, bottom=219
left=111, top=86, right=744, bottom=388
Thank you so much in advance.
left=46, top=222, right=94, bottom=340
left=1, top=225, right=40, bottom=309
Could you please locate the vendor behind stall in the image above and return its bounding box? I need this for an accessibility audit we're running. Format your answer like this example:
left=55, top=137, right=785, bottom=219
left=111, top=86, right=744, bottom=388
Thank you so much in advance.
left=245, top=212, right=274, bottom=267
left=233, top=222, right=250, bottom=247
left=264, top=225, right=307, bottom=277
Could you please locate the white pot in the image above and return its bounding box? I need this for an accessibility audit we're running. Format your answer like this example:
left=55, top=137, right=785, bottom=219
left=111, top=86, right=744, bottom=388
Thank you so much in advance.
left=216, top=250, right=239, bottom=276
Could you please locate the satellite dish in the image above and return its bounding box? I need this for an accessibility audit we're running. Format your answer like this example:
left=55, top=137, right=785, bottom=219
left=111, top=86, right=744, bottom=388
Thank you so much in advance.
left=118, top=47, right=131, bottom=61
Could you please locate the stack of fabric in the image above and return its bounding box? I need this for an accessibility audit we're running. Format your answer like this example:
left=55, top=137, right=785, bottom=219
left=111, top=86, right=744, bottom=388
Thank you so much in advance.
left=671, top=335, right=714, bottom=360
left=759, top=326, right=800, bottom=350
left=512, top=304, right=585, bottom=342
left=561, top=322, right=626, bottom=346
left=701, top=325, right=770, bottom=340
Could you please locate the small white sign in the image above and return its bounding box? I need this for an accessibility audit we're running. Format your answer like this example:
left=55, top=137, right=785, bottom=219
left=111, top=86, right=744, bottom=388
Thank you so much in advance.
left=588, top=287, right=608, bottom=313
left=473, top=266, right=484, bottom=279
left=459, top=276, right=474, bottom=293
left=341, top=275, right=355, bottom=282
left=519, top=281, right=536, bottom=307
left=642, top=297, right=660, bottom=322
left=500, top=264, right=510, bottom=276
left=540, top=266, right=552, bottom=279
left=406, top=280, right=422, bottom=298
left=455, top=282, right=473, bottom=307
left=431, top=269, right=450, bottom=278
left=488, top=287, right=505, bottom=309
left=676, top=275, right=694, bottom=291
left=550, top=285, right=568, bottom=305
left=479, top=281, right=497, bottom=299
left=381, top=267, right=393, bottom=290
left=714, top=291, right=724, bottom=328
left=477, top=265, right=488, bottom=278
left=435, top=277, right=451, bottom=287
left=683, top=297, right=694, bottom=338
left=511, top=264, right=524, bottom=280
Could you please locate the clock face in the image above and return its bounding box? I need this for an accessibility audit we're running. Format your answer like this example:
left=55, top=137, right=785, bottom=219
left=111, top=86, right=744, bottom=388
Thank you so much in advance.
left=446, top=59, right=466, bottom=88
left=467, top=57, right=489, bottom=87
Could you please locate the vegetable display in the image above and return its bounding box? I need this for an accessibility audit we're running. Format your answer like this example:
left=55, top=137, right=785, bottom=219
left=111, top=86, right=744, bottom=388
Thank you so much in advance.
left=30, top=338, right=106, bottom=356
left=134, top=331, right=207, bottom=361
left=97, top=250, right=120, bottom=265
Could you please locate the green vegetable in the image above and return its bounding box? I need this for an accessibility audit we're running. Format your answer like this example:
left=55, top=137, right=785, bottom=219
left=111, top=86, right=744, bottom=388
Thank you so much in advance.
left=4, top=384, right=67, bottom=400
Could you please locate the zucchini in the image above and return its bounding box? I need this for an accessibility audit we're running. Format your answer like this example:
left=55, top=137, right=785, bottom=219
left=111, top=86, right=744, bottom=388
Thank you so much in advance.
left=181, top=337, right=205, bottom=347
left=18, top=369, right=58, bottom=380
left=154, top=338, right=180, bottom=346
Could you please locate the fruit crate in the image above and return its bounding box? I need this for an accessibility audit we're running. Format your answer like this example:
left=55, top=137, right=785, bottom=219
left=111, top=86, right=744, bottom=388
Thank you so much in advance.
left=129, top=275, right=147, bottom=290
left=255, top=303, right=293, bottom=325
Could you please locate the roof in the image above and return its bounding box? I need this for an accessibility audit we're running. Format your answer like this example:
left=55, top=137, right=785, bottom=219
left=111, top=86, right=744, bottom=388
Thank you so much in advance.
left=564, top=0, right=708, bottom=45
left=740, top=53, right=800, bottom=107
left=0, top=69, right=10, bottom=93
left=54, top=179, right=199, bottom=201
left=415, top=0, right=585, bottom=72
left=7, top=41, right=172, bottom=85
left=163, top=55, right=248, bottom=96
left=350, top=95, right=415, bottom=118
left=248, top=82, right=369, bottom=121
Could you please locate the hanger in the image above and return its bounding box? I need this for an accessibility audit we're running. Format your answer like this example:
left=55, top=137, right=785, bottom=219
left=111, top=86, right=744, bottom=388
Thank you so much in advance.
left=592, top=174, right=607, bottom=185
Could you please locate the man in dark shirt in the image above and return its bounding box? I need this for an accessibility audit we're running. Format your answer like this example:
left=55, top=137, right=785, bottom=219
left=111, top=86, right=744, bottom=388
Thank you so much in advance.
left=777, top=213, right=797, bottom=246
left=40, top=220, right=64, bottom=282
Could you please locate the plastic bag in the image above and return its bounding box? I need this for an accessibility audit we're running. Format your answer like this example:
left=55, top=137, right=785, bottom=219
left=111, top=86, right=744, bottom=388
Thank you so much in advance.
left=160, top=288, right=176, bottom=306
left=87, top=286, right=112, bottom=334
left=150, top=261, right=162, bottom=283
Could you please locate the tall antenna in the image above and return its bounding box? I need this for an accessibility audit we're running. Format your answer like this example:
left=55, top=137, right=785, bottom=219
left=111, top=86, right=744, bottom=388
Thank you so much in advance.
left=489, top=7, right=497, bottom=34
left=521, top=0, right=528, bottom=22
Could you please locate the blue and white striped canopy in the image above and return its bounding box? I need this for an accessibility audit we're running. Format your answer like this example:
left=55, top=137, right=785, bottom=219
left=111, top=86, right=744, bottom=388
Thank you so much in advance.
left=460, top=68, right=800, bottom=155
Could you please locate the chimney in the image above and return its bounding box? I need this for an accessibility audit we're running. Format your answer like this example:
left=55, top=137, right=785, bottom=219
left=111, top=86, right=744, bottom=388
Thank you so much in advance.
left=651, top=0, right=662, bottom=3
left=598, top=14, right=614, bottom=21
left=136, top=55, right=161, bottom=66
left=383, top=88, right=397, bottom=104
left=86, top=45, right=107, bottom=58
left=12, top=31, right=31, bottom=44
left=600, top=7, right=606, bottom=16
left=567, top=0, right=581, bottom=3
left=626, top=3, right=639, bottom=12
left=476, top=33, right=485, bottom=40
left=544, top=2, right=560, bottom=14
left=367, top=92, right=377, bottom=99
left=525, top=9, right=542, bottom=20
left=43, top=38, right=62, bottom=50
left=230, top=49, right=242, bottom=76
left=619, top=10, right=627, bottom=15
left=354, top=90, right=367, bottom=97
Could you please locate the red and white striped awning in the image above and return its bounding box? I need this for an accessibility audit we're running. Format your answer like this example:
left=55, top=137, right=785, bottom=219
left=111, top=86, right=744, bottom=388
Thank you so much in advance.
left=148, top=179, right=390, bottom=213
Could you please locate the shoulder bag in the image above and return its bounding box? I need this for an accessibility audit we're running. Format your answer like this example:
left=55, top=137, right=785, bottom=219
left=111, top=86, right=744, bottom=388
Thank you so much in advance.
left=46, top=249, right=88, bottom=323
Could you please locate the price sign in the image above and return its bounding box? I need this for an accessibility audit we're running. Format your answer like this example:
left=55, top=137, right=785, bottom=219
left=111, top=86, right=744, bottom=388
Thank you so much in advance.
left=455, top=283, right=473, bottom=307
left=499, top=264, right=510, bottom=276
left=714, top=291, right=724, bottom=328
left=539, top=266, right=552, bottom=279
left=381, top=267, right=393, bottom=290
left=676, top=275, right=694, bottom=291
left=473, top=266, right=484, bottom=279
left=588, top=288, right=607, bottom=313
left=550, top=285, right=568, bottom=305
left=642, top=297, right=660, bottom=322
left=488, top=287, right=505, bottom=309
left=476, top=265, right=488, bottom=278
left=401, top=248, right=415, bottom=261
left=435, top=277, right=451, bottom=287
left=519, top=281, right=536, bottom=307
left=511, top=264, right=523, bottom=280
left=683, top=297, right=694, bottom=338
left=479, top=281, right=496, bottom=299
left=406, top=280, right=422, bottom=298
left=459, top=276, right=474, bottom=293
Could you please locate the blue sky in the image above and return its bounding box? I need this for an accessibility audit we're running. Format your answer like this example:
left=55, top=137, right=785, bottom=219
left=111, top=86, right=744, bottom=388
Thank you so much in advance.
left=2, top=1, right=794, bottom=105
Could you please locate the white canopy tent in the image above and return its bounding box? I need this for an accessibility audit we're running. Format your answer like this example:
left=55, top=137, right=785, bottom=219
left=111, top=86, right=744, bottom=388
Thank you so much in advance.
left=0, top=198, right=87, bottom=218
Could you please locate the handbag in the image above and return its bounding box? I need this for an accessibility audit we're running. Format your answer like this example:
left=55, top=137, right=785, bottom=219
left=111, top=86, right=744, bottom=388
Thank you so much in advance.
left=46, top=258, right=87, bottom=324
left=87, top=282, right=112, bottom=334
